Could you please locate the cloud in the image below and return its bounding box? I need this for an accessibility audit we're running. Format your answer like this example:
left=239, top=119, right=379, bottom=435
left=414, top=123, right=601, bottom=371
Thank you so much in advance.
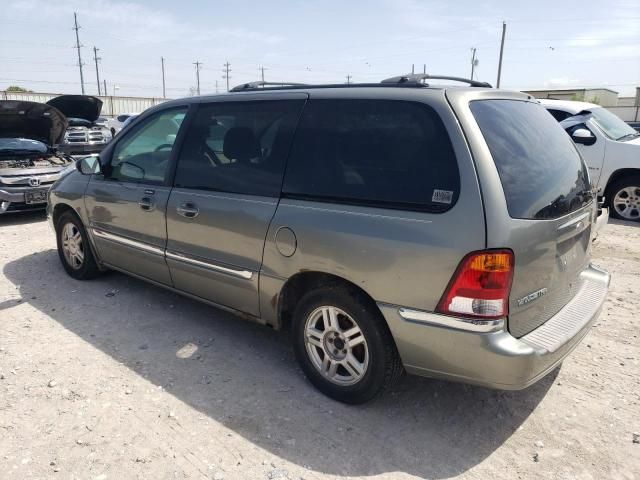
left=543, top=77, right=582, bottom=88
left=8, top=0, right=284, bottom=46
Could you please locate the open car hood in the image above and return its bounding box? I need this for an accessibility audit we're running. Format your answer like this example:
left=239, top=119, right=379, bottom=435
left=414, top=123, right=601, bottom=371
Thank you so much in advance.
left=46, top=95, right=103, bottom=122
left=0, top=100, right=68, bottom=146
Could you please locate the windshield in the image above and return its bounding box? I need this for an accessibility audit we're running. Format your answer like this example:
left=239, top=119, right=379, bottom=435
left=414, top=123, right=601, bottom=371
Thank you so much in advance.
left=0, top=138, right=48, bottom=153
left=588, top=107, right=638, bottom=141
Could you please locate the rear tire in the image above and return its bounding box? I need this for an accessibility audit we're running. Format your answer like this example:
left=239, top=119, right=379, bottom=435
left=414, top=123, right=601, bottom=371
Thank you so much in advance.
left=56, top=211, right=102, bottom=280
left=292, top=286, right=403, bottom=404
left=608, top=175, right=640, bottom=222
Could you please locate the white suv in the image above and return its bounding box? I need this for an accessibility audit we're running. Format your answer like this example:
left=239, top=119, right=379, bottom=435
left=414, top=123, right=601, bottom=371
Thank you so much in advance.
left=540, top=99, right=640, bottom=222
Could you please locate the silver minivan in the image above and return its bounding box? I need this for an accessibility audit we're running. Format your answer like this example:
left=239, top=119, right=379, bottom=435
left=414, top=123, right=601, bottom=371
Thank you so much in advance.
left=48, top=75, right=610, bottom=404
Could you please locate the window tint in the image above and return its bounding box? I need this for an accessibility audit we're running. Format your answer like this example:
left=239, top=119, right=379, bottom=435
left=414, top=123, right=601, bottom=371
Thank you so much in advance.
left=470, top=100, right=591, bottom=220
left=282, top=99, right=460, bottom=212
left=174, top=100, right=305, bottom=197
left=108, top=108, right=187, bottom=184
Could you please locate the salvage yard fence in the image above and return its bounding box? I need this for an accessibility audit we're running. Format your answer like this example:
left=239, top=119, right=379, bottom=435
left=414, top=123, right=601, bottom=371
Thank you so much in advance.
left=0, top=91, right=172, bottom=117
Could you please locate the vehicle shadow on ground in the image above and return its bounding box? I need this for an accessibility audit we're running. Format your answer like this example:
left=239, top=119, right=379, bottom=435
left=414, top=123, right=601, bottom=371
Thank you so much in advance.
left=0, top=210, right=47, bottom=227
left=3, top=249, right=555, bottom=478
left=608, top=218, right=640, bottom=228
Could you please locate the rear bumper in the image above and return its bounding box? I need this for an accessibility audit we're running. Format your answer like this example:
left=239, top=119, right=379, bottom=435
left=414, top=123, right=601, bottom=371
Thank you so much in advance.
left=378, top=264, right=610, bottom=390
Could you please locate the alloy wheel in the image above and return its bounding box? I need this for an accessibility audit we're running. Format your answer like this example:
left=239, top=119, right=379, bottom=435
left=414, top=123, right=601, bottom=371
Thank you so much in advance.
left=304, top=306, right=369, bottom=386
left=61, top=222, right=84, bottom=270
left=613, top=186, right=640, bottom=220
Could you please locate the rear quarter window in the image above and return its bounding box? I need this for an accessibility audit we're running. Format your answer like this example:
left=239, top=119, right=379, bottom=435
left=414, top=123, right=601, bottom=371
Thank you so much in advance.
left=470, top=100, right=591, bottom=220
left=282, top=99, right=460, bottom=212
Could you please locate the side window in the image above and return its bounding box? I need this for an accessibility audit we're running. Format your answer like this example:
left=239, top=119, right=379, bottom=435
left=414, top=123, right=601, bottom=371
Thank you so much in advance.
left=117, top=115, right=129, bottom=122
left=282, top=99, right=460, bottom=212
left=108, top=108, right=188, bottom=184
left=174, top=100, right=305, bottom=197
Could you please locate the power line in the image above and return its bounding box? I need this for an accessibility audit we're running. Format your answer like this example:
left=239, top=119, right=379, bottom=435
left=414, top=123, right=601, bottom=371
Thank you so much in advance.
left=72, top=12, right=85, bottom=95
left=193, top=61, right=202, bottom=95
left=93, top=46, right=101, bottom=95
left=223, top=61, right=231, bottom=91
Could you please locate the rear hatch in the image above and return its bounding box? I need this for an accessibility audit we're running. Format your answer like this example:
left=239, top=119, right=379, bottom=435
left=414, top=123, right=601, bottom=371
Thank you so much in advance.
left=468, top=98, right=594, bottom=337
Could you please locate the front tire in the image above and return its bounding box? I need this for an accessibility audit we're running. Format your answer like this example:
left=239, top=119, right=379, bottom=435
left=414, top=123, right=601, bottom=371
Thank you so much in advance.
left=292, top=286, right=403, bottom=404
left=56, top=211, right=102, bottom=280
left=608, top=175, right=640, bottom=222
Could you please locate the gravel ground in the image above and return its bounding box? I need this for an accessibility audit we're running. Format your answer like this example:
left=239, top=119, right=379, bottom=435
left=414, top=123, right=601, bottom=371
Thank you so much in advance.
left=0, top=212, right=638, bottom=480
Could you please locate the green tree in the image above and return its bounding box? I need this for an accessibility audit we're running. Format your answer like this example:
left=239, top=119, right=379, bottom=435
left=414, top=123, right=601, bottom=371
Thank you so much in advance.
left=6, top=85, right=33, bottom=92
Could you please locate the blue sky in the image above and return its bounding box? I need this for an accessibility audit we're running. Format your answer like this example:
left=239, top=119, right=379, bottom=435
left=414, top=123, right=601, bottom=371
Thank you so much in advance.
left=1, top=0, right=638, bottom=98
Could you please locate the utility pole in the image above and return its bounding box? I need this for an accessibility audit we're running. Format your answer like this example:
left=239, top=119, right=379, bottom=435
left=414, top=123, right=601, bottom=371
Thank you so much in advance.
left=470, top=47, right=477, bottom=80
left=411, top=64, right=415, bottom=74
left=345, top=75, right=352, bottom=84
left=161, top=57, right=166, bottom=98
left=496, top=21, right=507, bottom=88
left=93, top=46, right=101, bottom=95
left=103, top=79, right=107, bottom=98
left=215, top=80, right=219, bottom=93
left=259, top=66, right=267, bottom=82
left=423, top=64, right=426, bottom=74
left=73, top=12, right=85, bottom=95
left=223, top=61, right=231, bottom=91
left=193, top=61, right=202, bottom=95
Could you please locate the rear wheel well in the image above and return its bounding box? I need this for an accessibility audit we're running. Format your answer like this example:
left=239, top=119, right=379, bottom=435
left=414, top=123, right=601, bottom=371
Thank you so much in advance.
left=278, top=272, right=381, bottom=332
left=604, top=169, right=640, bottom=199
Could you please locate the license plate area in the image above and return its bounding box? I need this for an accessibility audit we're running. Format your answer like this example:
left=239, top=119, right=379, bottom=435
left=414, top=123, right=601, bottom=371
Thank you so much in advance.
left=24, top=188, right=49, bottom=204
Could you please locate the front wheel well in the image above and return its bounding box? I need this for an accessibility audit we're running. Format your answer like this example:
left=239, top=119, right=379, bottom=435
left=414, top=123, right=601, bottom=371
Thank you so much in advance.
left=52, top=204, right=78, bottom=229
left=277, top=271, right=381, bottom=332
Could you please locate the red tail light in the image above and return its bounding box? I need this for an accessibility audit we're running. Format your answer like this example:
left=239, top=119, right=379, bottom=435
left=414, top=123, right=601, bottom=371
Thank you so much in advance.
left=436, top=250, right=514, bottom=319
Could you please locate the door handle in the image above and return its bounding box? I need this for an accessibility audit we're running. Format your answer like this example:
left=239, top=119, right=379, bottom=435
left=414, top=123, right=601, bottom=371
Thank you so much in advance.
left=138, top=196, right=155, bottom=211
left=177, top=202, right=199, bottom=218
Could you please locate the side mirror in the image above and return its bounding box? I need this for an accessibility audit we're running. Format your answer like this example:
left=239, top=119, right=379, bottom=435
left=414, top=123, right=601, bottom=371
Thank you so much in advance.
left=570, top=128, right=596, bottom=146
left=75, top=155, right=102, bottom=175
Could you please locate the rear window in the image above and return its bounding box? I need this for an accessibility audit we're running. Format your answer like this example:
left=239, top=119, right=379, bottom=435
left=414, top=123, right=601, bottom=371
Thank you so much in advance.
left=470, top=100, right=591, bottom=220
left=282, top=99, right=460, bottom=212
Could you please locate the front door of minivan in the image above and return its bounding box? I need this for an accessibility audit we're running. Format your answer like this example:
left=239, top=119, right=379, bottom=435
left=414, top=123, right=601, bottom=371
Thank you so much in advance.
left=165, top=95, right=306, bottom=316
left=85, top=107, right=189, bottom=285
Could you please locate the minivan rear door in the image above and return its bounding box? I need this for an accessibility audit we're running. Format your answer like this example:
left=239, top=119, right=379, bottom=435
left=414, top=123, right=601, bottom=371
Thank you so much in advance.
left=165, top=94, right=307, bottom=317
left=450, top=91, right=594, bottom=338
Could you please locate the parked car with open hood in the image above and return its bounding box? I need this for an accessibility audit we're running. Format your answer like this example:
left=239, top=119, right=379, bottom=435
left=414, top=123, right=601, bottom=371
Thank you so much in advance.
left=541, top=99, right=640, bottom=222
left=48, top=75, right=609, bottom=403
left=47, top=95, right=112, bottom=156
left=0, top=100, right=75, bottom=214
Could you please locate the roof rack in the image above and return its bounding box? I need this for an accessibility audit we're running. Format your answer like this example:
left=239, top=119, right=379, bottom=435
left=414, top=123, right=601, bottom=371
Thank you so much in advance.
left=230, top=81, right=310, bottom=92
left=381, top=74, right=492, bottom=88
